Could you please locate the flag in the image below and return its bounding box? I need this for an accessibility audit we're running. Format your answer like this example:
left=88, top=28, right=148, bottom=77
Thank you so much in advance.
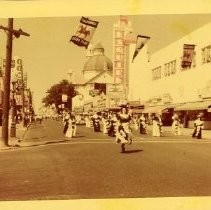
left=132, top=35, right=150, bottom=63
left=181, top=44, right=195, bottom=68
left=70, top=17, right=99, bottom=49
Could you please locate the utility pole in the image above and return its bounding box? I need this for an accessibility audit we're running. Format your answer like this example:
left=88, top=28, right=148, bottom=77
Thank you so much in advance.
left=0, top=18, right=30, bottom=147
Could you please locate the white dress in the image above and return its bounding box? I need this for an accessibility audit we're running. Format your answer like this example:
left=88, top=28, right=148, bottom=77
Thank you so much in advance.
left=65, top=118, right=77, bottom=138
left=152, top=119, right=160, bottom=137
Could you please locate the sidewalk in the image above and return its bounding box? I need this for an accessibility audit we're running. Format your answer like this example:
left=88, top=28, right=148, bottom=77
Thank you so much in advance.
left=0, top=123, right=28, bottom=150
left=146, top=125, right=211, bottom=139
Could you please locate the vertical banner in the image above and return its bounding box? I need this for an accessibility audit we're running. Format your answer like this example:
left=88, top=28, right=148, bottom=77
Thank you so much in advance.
left=181, top=44, right=195, bottom=68
left=132, top=35, right=150, bottom=63
left=70, top=16, right=99, bottom=49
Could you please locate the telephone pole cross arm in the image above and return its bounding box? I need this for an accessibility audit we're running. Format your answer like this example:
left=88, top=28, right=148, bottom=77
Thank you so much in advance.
left=0, top=18, right=30, bottom=147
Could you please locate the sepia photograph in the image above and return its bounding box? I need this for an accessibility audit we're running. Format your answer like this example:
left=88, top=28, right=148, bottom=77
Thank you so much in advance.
left=0, top=1, right=211, bottom=210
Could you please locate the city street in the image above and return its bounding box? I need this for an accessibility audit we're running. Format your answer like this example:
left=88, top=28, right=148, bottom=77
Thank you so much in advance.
left=0, top=119, right=211, bottom=201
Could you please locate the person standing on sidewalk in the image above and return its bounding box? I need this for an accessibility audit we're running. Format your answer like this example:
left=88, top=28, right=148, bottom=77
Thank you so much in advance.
left=192, top=113, right=204, bottom=139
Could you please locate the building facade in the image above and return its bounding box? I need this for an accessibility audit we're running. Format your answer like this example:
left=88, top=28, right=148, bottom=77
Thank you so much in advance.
left=129, top=21, right=211, bottom=128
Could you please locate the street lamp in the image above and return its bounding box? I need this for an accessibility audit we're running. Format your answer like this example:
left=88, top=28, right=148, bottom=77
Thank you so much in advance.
left=10, top=79, right=17, bottom=137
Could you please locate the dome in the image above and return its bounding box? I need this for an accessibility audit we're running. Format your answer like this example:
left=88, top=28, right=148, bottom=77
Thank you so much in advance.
left=83, top=55, right=113, bottom=72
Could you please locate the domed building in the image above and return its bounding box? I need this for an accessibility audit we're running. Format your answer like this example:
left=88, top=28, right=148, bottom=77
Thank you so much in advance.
left=83, top=42, right=113, bottom=80
left=70, top=42, right=114, bottom=113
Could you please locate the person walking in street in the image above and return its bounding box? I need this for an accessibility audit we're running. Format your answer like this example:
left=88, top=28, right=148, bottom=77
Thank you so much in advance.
left=63, top=113, right=77, bottom=138
left=63, top=113, right=69, bottom=135
left=115, top=105, right=133, bottom=153
left=152, top=113, right=162, bottom=137
left=92, top=112, right=101, bottom=132
left=192, top=113, right=204, bottom=139
left=115, top=119, right=130, bottom=153
left=102, top=113, right=109, bottom=134
left=108, top=112, right=118, bottom=137
left=172, top=113, right=181, bottom=135
left=139, top=113, right=147, bottom=134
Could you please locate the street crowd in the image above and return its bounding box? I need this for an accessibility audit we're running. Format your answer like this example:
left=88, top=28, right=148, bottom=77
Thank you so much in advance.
left=61, top=105, right=204, bottom=153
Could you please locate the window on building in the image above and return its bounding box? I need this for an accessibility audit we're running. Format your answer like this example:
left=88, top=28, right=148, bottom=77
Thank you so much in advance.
left=171, top=60, right=177, bottom=74
left=180, top=49, right=196, bottom=70
left=164, top=60, right=176, bottom=77
left=202, top=45, right=211, bottom=64
left=152, top=66, right=161, bottom=80
left=94, top=83, right=106, bottom=94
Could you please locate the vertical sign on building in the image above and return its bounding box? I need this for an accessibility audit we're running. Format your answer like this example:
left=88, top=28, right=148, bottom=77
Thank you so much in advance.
left=23, top=72, right=27, bottom=89
left=113, top=16, right=126, bottom=84
left=113, top=16, right=134, bottom=101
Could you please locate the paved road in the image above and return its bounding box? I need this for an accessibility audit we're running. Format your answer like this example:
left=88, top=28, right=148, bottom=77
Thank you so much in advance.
left=0, top=119, right=211, bottom=200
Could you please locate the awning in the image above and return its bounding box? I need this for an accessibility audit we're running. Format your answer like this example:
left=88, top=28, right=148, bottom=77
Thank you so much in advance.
left=142, top=105, right=174, bottom=114
left=174, top=100, right=211, bottom=111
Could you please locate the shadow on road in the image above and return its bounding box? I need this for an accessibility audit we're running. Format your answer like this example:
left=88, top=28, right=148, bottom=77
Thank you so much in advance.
left=123, top=149, right=143, bottom=154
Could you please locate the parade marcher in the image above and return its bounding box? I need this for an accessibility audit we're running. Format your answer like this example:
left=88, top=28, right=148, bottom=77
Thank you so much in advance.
left=115, top=119, right=130, bottom=153
left=192, top=114, right=204, bottom=139
left=92, top=112, right=101, bottom=132
left=85, top=115, right=90, bottom=127
left=102, top=114, right=109, bottom=134
left=152, top=113, right=162, bottom=137
left=63, top=114, right=69, bottom=135
left=108, top=112, right=118, bottom=137
left=172, top=113, right=181, bottom=135
left=132, top=115, right=139, bottom=131
left=70, top=113, right=77, bottom=137
left=139, top=113, right=147, bottom=134
left=64, top=113, right=77, bottom=138
left=116, top=106, right=133, bottom=153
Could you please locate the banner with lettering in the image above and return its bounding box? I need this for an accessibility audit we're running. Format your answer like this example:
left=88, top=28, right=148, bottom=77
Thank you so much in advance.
left=70, top=17, right=99, bottom=49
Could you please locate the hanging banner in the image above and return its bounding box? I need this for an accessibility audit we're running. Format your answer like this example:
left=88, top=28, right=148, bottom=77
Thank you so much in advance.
left=132, top=35, right=150, bottom=63
left=181, top=44, right=195, bottom=68
left=70, top=16, right=99, bottom=49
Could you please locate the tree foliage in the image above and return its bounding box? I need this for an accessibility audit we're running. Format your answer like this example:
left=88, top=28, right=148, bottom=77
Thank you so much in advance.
left=42, top=79, right=76, bottom=111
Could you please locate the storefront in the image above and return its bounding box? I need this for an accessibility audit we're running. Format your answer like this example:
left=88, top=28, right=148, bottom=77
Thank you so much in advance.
left=142, top=104, right=176, bottom=126
left=174, top=100, right=211, bottom=129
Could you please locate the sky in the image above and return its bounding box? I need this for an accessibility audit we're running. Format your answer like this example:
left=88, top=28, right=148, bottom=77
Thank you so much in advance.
left=0, top=2, right=211, bottom=113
